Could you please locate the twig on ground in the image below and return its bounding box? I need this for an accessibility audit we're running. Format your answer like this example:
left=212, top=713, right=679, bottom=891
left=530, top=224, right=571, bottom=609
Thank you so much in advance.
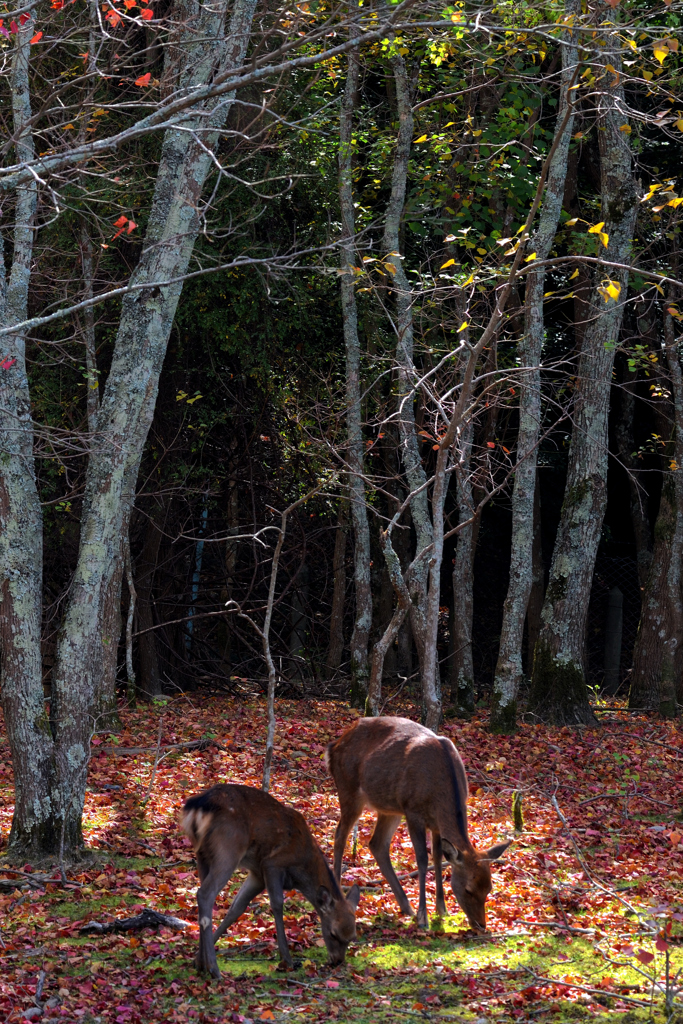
left=550, top=792, right=652, bottom=930
left=518, top=966, right=649, bottom=1007
left=80, top=908, right=190, bottom=935
left=518, top=919, right=595, bottom=935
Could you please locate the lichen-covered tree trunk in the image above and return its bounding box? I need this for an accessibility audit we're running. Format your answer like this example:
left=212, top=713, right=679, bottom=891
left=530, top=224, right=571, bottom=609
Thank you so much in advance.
left=381, top=54, right=436, bottom=711
left=630, top=307, right=683, bottom=717
left=338, top=33, right=372, bottom=703
left=6, top=0, right=258, bottom=860
left=528, top=23, right=637, bottom=725
left=489, top=2, right=578, bottom=733
left=0, top=25, right=54, bottom=860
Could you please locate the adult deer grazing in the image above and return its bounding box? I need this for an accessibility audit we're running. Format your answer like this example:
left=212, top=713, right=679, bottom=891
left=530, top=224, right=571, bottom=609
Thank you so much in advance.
left=181, top=783, right=360, bottom=978
left=326, top=716, right=510, bottom=931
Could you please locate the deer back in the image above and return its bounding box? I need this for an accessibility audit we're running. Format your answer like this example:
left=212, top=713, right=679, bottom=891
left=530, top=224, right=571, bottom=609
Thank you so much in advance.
left=326, top=716, right=470, bottom=847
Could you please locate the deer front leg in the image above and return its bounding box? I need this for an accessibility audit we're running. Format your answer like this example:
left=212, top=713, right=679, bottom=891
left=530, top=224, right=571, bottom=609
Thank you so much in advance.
left=432, top=832, right=447, bottom=917
left=407, top=819, right=429, bottom=929
left=265, top=867, right=294, bottom=969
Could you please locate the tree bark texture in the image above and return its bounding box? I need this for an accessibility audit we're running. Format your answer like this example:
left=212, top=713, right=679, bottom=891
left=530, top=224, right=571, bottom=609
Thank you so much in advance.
left=339, top=32, right=372, bottom=703
left=0, top=25, right=54, bottom=860
left=5, top=0, right=258, bottom=859
left=529, top=22, right=637, bottom=726
left=489, top=2, right=578, bottom=733
left=381, top=54, right=436, bottom=709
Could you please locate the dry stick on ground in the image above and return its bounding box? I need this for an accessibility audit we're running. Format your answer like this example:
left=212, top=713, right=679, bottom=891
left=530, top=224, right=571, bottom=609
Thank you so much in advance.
left=80, top=909, right=190, bottom=935
left=516, top=967, right=650, bottom=1009
left=550, top=792, right=653, bottom=931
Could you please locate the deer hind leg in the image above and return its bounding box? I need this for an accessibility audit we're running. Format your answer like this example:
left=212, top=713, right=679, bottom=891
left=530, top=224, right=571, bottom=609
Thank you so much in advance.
left=333, top=790, right=365, bottom=883
left=369, top=813, right=413, bottom=918
left=432, top=832, right=447, bottom=917
left=213, top=870, right=264, bottom=946
left=195, top=845, right=244, bottom=979
left=406, top=818, right=430, bottom=928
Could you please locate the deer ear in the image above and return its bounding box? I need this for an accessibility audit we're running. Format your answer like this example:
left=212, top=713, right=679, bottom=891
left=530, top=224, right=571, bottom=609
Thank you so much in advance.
left=345, top=884, right=361, bottom=911
left=484, top=839, right=512, bottom=862
left=317, top=886, right=334, bottom=914
left=441, top=839, right=463, bottom=864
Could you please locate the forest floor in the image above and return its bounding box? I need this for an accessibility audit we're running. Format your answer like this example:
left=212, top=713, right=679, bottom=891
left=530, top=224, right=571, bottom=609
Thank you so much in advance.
left=1, top=695, right=682, bottom=1024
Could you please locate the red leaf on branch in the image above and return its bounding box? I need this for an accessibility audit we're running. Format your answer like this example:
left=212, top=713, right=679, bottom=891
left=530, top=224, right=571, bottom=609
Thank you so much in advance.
left=1, top=357, right=17, bottom=370
left=10, top=20, right=18, bottom=32
left=140, top=6, right=153, bottom=17
left=19, top=12, right=30, bottom=24
left=30, top=31, right=42, bottom=43
left=135, top=72, right=151, bottom=86
left=636, top=949, right=654, bottom=964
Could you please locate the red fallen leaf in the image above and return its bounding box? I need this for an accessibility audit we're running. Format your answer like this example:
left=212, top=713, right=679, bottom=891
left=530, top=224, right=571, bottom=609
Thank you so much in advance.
left=636, top=949, right=654, bottom=964
left=135, top=72, right=151, bottom=86
left=140, top=6, right=153, bottom=17
left=259, top=1012, right=275, bottom=1021
left=324, top=980, right=339, bottom=989
left=1, top=357, right=16, bottom=370
left=30, top=31, right=42, bottom=43
left=669, top=831, right=682, bottom=846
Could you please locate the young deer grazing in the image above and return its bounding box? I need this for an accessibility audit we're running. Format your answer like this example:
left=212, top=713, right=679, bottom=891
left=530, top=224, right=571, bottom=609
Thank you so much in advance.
left=326, top=716, right=510, bottom=931
left=181, top=783, right=360, bottom=978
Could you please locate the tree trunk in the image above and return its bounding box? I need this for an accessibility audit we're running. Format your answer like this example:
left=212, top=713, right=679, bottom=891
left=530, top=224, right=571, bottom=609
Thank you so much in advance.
left=6, top=0, right=258, bottom=860
left=526, top=472, right=544, bottom=664
left=381, top=55, right=436, bottom=711
left=338, top=29, right=372, bottom=704
left=489, top=3, right=578, bottom=733
left=528, top=21, right=637, bottom=725
left=0, top=24, right=55, bottom=861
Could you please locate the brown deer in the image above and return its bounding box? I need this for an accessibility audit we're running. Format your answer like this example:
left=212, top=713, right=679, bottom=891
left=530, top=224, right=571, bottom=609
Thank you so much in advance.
left=181, top=783, right=360, bottom=978
left=326, top=716, right=510, bottom=931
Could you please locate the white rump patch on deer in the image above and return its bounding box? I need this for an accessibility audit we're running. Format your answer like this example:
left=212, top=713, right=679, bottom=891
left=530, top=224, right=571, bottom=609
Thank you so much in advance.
left=181, top=808, right=213, bottom=849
